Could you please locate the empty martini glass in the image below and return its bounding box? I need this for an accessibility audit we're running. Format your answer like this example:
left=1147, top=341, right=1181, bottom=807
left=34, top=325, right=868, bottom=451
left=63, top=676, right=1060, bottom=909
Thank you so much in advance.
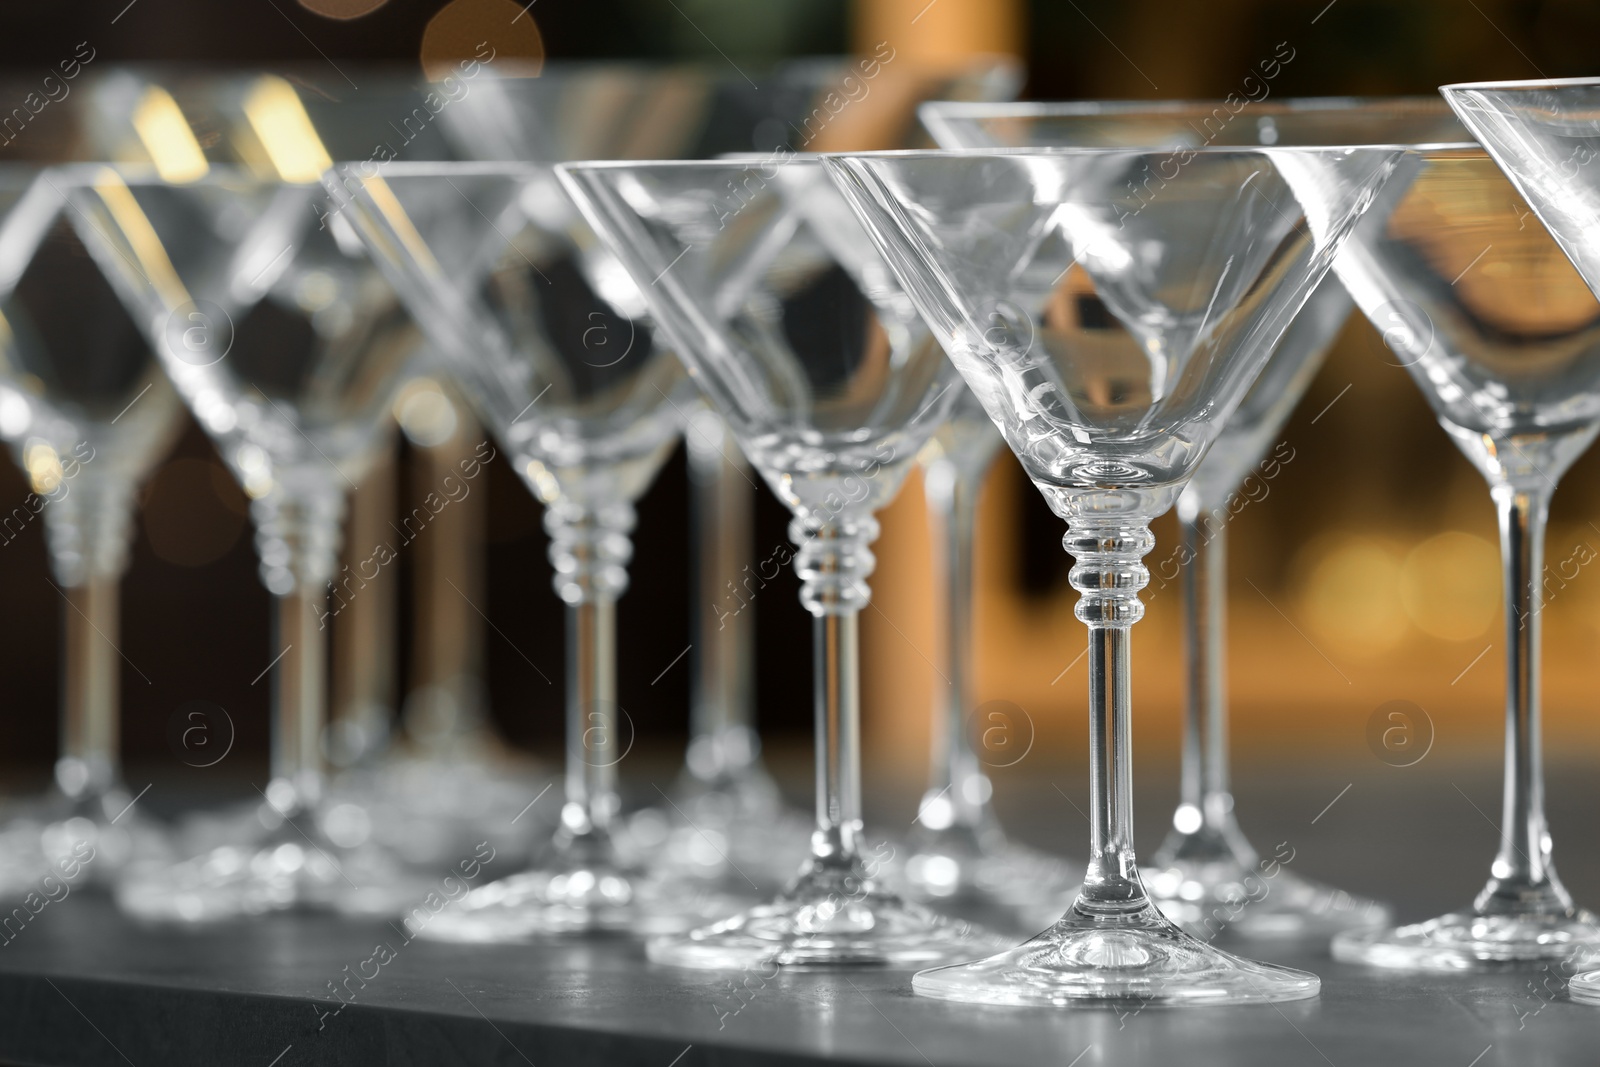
left=901, top=384, right=1079, bottom=931
left=918, top=98, right=1474, bottom=940
left=328, top=159, right=753, bottom=937
left=825, top=142, right=1402, bottom=1003
left=1311, top=80, right=1600, bottom=970
left=0, top=170, right=182, bottom=888
left=1444, top=74, right=1600, bottom=991
left=560, top=154, right=1003, bottom=968
left=437, top=59, right=1021, bottom=889
left=61, top=112, right=429, bottom=917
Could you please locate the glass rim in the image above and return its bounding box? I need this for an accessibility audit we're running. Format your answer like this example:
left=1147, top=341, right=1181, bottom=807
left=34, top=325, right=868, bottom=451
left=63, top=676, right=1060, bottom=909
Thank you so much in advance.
left=921, top=94, right=1452, bottom=119
left=1441, top=76, right=1600, bottom=92
left=817, top=141, right=1476, bottom=162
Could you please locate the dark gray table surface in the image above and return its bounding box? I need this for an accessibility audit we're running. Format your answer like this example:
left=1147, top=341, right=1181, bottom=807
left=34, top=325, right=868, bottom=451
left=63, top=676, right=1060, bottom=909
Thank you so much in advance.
left=1, top=756, right=1596, bottom=1066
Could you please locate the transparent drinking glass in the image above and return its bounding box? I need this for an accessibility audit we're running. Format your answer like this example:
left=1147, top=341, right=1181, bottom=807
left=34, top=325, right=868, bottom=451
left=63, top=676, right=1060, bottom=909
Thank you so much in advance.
left=919, top=97, right=1472, bottom=940
left=901, top=384, right=1079, bottom=932
left=61, top=145, right=430, bottom=919
left=559, top=155, right=1005, bottom=968
left=1303, top=81, right=1600, bottom=969
left=0, top=168, right=183, bottom=889
left=328, top=159, right=757, bottom=937
left=824, top=143, right=1402, bottom=1003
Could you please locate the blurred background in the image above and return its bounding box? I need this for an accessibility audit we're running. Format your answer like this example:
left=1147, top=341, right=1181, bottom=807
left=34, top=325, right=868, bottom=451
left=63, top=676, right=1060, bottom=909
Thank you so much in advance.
left=1, top=0, right=1599, bottom=825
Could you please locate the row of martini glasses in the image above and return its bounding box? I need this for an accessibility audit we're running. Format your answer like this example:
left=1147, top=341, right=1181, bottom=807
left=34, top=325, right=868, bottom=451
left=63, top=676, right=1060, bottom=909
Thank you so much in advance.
left=8, top=62, right=1600, bottom=1007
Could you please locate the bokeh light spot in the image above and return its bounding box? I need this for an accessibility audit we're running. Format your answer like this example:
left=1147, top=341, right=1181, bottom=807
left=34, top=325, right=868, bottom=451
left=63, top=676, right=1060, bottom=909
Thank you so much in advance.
left=1399, top=531, right=1499, bottom=640
left=1295, top=535, right=1409, bottom=657
left=420, top=0, right=543, bottom=83
left=297, top=0, right=390, bottom=19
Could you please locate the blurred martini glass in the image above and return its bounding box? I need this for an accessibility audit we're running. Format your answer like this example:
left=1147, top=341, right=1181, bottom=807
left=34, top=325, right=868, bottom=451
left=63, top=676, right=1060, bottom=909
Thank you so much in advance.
left=62, top=76, right=431, bottom=919
left=560, top=154, right=1003, bottom=967
left=0, top=168, right=182, bottom=891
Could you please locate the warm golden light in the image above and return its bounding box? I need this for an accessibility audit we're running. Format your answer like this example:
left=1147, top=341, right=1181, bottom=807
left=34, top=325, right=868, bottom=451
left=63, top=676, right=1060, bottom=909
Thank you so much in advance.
left=22, top=439, right=64, bottom=495
left=395, top=378, right=459, bottom=449
left=241, top=76, right=334, bottom=184
left=420, top=0, right=543, bottom=82
left=131, top=87, right=209, bottom=185
left=1400, top=531, right=1500, bottom=641
left=297, top=0, right=390, bottom=18
left=1296, top=535, right=1410, bottom=657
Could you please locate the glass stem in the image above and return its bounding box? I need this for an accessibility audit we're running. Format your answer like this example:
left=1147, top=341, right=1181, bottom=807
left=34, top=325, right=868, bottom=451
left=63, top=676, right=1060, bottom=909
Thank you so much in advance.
left=792, top=512, right=879, bottom=875
left=1161, top=503, right=1254, bottom=866
left=1067, top=518, right=1155, bottom=916
left=565, top=598, right=619, bottom=836
left=253, top=485, right=345, bottom=812
left=687, top=410, right=757, bottom=785
left=273, top=585, right=328, bottom=808
left=923, top=456, right=984, bottom=829
left=813, top=610, right=862, bottom=868
left=546, top=500, right=634, bottom=846
left=1478, top=482, right=1569, bottom=915
left=60, top=575, right=120, bottom=796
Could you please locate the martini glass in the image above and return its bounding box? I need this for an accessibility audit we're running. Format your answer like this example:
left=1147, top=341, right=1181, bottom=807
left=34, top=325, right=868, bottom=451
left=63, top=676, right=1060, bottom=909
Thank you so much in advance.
left=0, top=170, right=182, bottom=888
left=901, top=384, right=1079, bottom=931
left=61, top=152, right=430, bottom=919
left=328, top=159, right=754, bottom=937
left=559, top=154, right=1004, bottom=968
left=1312, top=80, right=1600, bottom=970
left=825, top=142, right=1402, bottom=1003
left=435, top=59, right=1022, bottom=889
left=1443, top=74, right=1600, bottom=991
left=918, top=99, right=1473, bottom=939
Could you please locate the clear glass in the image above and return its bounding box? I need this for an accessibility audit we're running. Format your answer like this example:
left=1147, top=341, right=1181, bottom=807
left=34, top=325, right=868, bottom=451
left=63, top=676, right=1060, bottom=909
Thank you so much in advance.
left=917, top=98, right=1474, bottom=939
left=901, top=386, right=1078, bottom=932
left=0, top=169, right=183, bottom=890
left=1441, top=78, right=1600, bottom=293
left=559, top=155, right=1002, bottom=968
left=62, top=155, right=427, bottom=919
left=626, top=403, right=813, bottom=893
left=329, top=160, right=751, bottom=937
left=1325, top=126, right=1600, bottom=965
left=824, top=143, right=1403, bottom=1003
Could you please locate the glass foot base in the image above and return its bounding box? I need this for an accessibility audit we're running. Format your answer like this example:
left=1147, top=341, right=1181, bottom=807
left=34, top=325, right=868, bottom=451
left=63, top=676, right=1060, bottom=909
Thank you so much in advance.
left=896, top=832, right=1079, bottom=936
left=1332, top=908, right=1600, bottom=970
left=412, top=857, right=745, bottom=941
left=647, top=864, right=1002, bottom=969
left=1145, top=860, right=1390, bottom=940
left=624, top=777, right=811, bottom=893
left=1568, top=970, right=1600, bottom=1004
left=913, top=901, right=1321, bottom=1006
left=115, top=801, right=427, bottom=922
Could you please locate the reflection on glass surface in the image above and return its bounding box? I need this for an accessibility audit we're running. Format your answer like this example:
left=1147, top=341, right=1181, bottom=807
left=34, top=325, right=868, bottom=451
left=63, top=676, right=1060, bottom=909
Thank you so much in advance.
left=827, top=143, right=1401, bottom=1003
